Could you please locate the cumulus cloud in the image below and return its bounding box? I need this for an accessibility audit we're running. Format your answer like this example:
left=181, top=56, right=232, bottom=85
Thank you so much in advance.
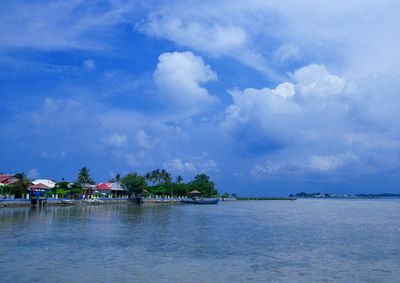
left=103, top=134, right=128, bottom=147
left=292, top=64, right=346, bottom=98
left=223, top=63, right=400, bottom=176
left=139, top=1, right=400, bottom=79
left=154, top=51, right=218, bottom=117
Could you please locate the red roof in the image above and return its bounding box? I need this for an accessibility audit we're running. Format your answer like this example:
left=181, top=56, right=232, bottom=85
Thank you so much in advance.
left=95, top=183, right=113, bottom=190
left=0, top=174, right=18, bottom=185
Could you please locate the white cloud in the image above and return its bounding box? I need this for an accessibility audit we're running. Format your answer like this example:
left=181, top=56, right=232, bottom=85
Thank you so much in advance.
left=154, top=51, right=218, bottom=117
left=28, top=168, right=39, bottom=179
left=309, top=153, right=359, bottom=172
left=103, top=134, right=128, bottom=147
left=141, top=19, right=246, bottom=55
left=293, top=64, right=346, bottom=98
left=222, top=62, right=400, bottom=175
left=139, top=1, right=400, bottom=79
left=272, top=44, right=301, bottom=64
left=83, top=59, right=95, bottom=70
left=271, top=82, right=295, bottom=99
left=163, top=158, right=196, bottom=173
left=135, top=130, right=151, bottom=149
left=0, top=1, right=136, bottom=50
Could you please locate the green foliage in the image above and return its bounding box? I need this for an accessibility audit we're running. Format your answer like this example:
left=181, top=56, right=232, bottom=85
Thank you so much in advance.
left=188, top=173, right=217, bottom=197
left=121, top=173, right=147, bottom=195
left=221, top=192, right=230, bottom=198
left=173, top=183, right=190, bottom=196
left=108, top=173, right=121, bottom=183
left=231, top=193, right=237, bottom=198
left=1, top=185, right=14, bottom=195
left=69, top=182, right=82, bottom=195
left=143, top=172, right=220, bottom=197
left=53, top=182, right=69, bottom=194
left=11, top=174, right=30, bottom=198
left=176, top=175, right=183, bottom=184
left=77, top=167, right=95, bottom=185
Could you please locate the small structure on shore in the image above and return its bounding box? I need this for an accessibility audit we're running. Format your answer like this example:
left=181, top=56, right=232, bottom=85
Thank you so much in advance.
left=28, top=183, right=51, bottom=205
left=95, top=182, right=127, bottom=198
left=189, top=190, right=201, bottom=198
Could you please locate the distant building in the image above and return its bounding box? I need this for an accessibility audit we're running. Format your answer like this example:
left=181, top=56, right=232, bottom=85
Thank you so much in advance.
left=32, top=179, right=56, bottom=189
left=95, top=183, right=126, bottom=197
left=81, top=183, right=96, bottom=197
left=0, top=174, right=19, bottom=186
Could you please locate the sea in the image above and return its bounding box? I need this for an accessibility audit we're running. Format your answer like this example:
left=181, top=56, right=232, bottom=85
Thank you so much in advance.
left=1, top=199, right=400, bottom=282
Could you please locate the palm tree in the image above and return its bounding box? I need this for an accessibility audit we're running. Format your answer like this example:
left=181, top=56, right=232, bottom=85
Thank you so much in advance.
left=154, top=169, right=161, bottom=184
left=145, top=172, right=152, bottom=184
left=77, top=167, right=94, bottom=184
left=164, top=172, right=171, bottom=183
left=115, top=174, right=121, bottom=182
left=176, top=175, right=183, bottom=184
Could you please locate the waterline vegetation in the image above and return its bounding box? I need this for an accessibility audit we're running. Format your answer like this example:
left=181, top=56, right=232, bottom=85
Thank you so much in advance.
left=1, top=167, right=226, bottom=201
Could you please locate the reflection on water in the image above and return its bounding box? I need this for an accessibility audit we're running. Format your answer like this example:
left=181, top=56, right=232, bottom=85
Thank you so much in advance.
left=1, top=200, right=400, bottom=282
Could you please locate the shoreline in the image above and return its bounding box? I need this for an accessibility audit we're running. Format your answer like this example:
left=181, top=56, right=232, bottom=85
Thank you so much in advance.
left=0, top=198, right=130, bottom=208
left=0, top=197, right=237, bottom=208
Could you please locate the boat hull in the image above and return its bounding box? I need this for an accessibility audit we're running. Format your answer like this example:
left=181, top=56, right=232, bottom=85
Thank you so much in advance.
left=193, top=198, right=219, bottom=204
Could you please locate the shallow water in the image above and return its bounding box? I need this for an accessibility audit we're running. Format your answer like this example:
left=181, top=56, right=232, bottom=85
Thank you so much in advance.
left=1, top=199, right=400, bottom=282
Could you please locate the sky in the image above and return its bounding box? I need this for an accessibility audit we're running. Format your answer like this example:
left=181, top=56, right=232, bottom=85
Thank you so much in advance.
left=1, top=0, right=400, bottom=196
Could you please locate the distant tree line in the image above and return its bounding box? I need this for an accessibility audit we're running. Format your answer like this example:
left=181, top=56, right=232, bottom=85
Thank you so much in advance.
left=121, top=170, right=219, bottom=199
left=2, top=167, right=234, bottom=199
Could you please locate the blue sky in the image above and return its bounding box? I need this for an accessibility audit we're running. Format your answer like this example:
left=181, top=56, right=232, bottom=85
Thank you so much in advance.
left=1, top=0, right=400, bottom=196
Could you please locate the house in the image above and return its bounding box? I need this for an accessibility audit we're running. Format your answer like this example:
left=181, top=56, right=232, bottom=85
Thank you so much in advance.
left=95, top=182, right=126, bottom=197
left=0, top=174, right=19, bottom=186
left=81, top=183, right=96, bottom=197
left=32, top=179, right=56, bottom=189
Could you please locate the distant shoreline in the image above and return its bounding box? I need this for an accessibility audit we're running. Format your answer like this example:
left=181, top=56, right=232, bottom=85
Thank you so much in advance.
left=236, top=197, right=296, bottom=200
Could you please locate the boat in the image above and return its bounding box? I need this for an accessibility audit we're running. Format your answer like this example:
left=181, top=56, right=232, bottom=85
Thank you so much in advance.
left=193, top=198, right=219, bottom=204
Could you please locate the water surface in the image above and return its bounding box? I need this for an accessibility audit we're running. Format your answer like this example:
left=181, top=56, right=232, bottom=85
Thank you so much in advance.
left=1, top=199, right=400, bottom=282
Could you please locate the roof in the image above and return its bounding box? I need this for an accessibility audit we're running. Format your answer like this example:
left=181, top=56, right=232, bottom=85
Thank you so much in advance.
left=189, top=190, right=201, bottom=194
left=32, top=179, right=56, bottom=188
left=29, top=183, right=51, bottom=190
left=0, top=174, right=19, bottom=185
left=95, top=182, right=125, bottom=191
left=95, top=183, right=113, bottom=190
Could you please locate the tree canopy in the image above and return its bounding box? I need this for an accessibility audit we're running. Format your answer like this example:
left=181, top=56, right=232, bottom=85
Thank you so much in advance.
left=121, top=173, right=147, bottom=195
left=76, top=167, right=95, bottom=184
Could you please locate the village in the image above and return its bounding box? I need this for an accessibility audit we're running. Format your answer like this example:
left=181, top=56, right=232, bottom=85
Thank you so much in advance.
left=0, top=167, right=235, bottom=207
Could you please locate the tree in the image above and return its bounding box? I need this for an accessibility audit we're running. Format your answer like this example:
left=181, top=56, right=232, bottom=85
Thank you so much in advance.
left=145, top=172, right=152, bottom=184
left=77, top=167, right=95, bottom=185
left=188, top=173, right=218, bottom=197
left=13, top=173, right=30, bottom=198
left=176, top=175, right=183, bottom=184
left=121, top=173, right=147, bottom=199
left=221, top=192, right=230, bottom=198
left=53, top=181, right=70, bottom=198
left=69, top=182, right=82, bottom=196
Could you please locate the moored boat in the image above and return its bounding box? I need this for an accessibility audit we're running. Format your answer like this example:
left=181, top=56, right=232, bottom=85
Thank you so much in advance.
left=193, top=198, right=219, bottom=204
